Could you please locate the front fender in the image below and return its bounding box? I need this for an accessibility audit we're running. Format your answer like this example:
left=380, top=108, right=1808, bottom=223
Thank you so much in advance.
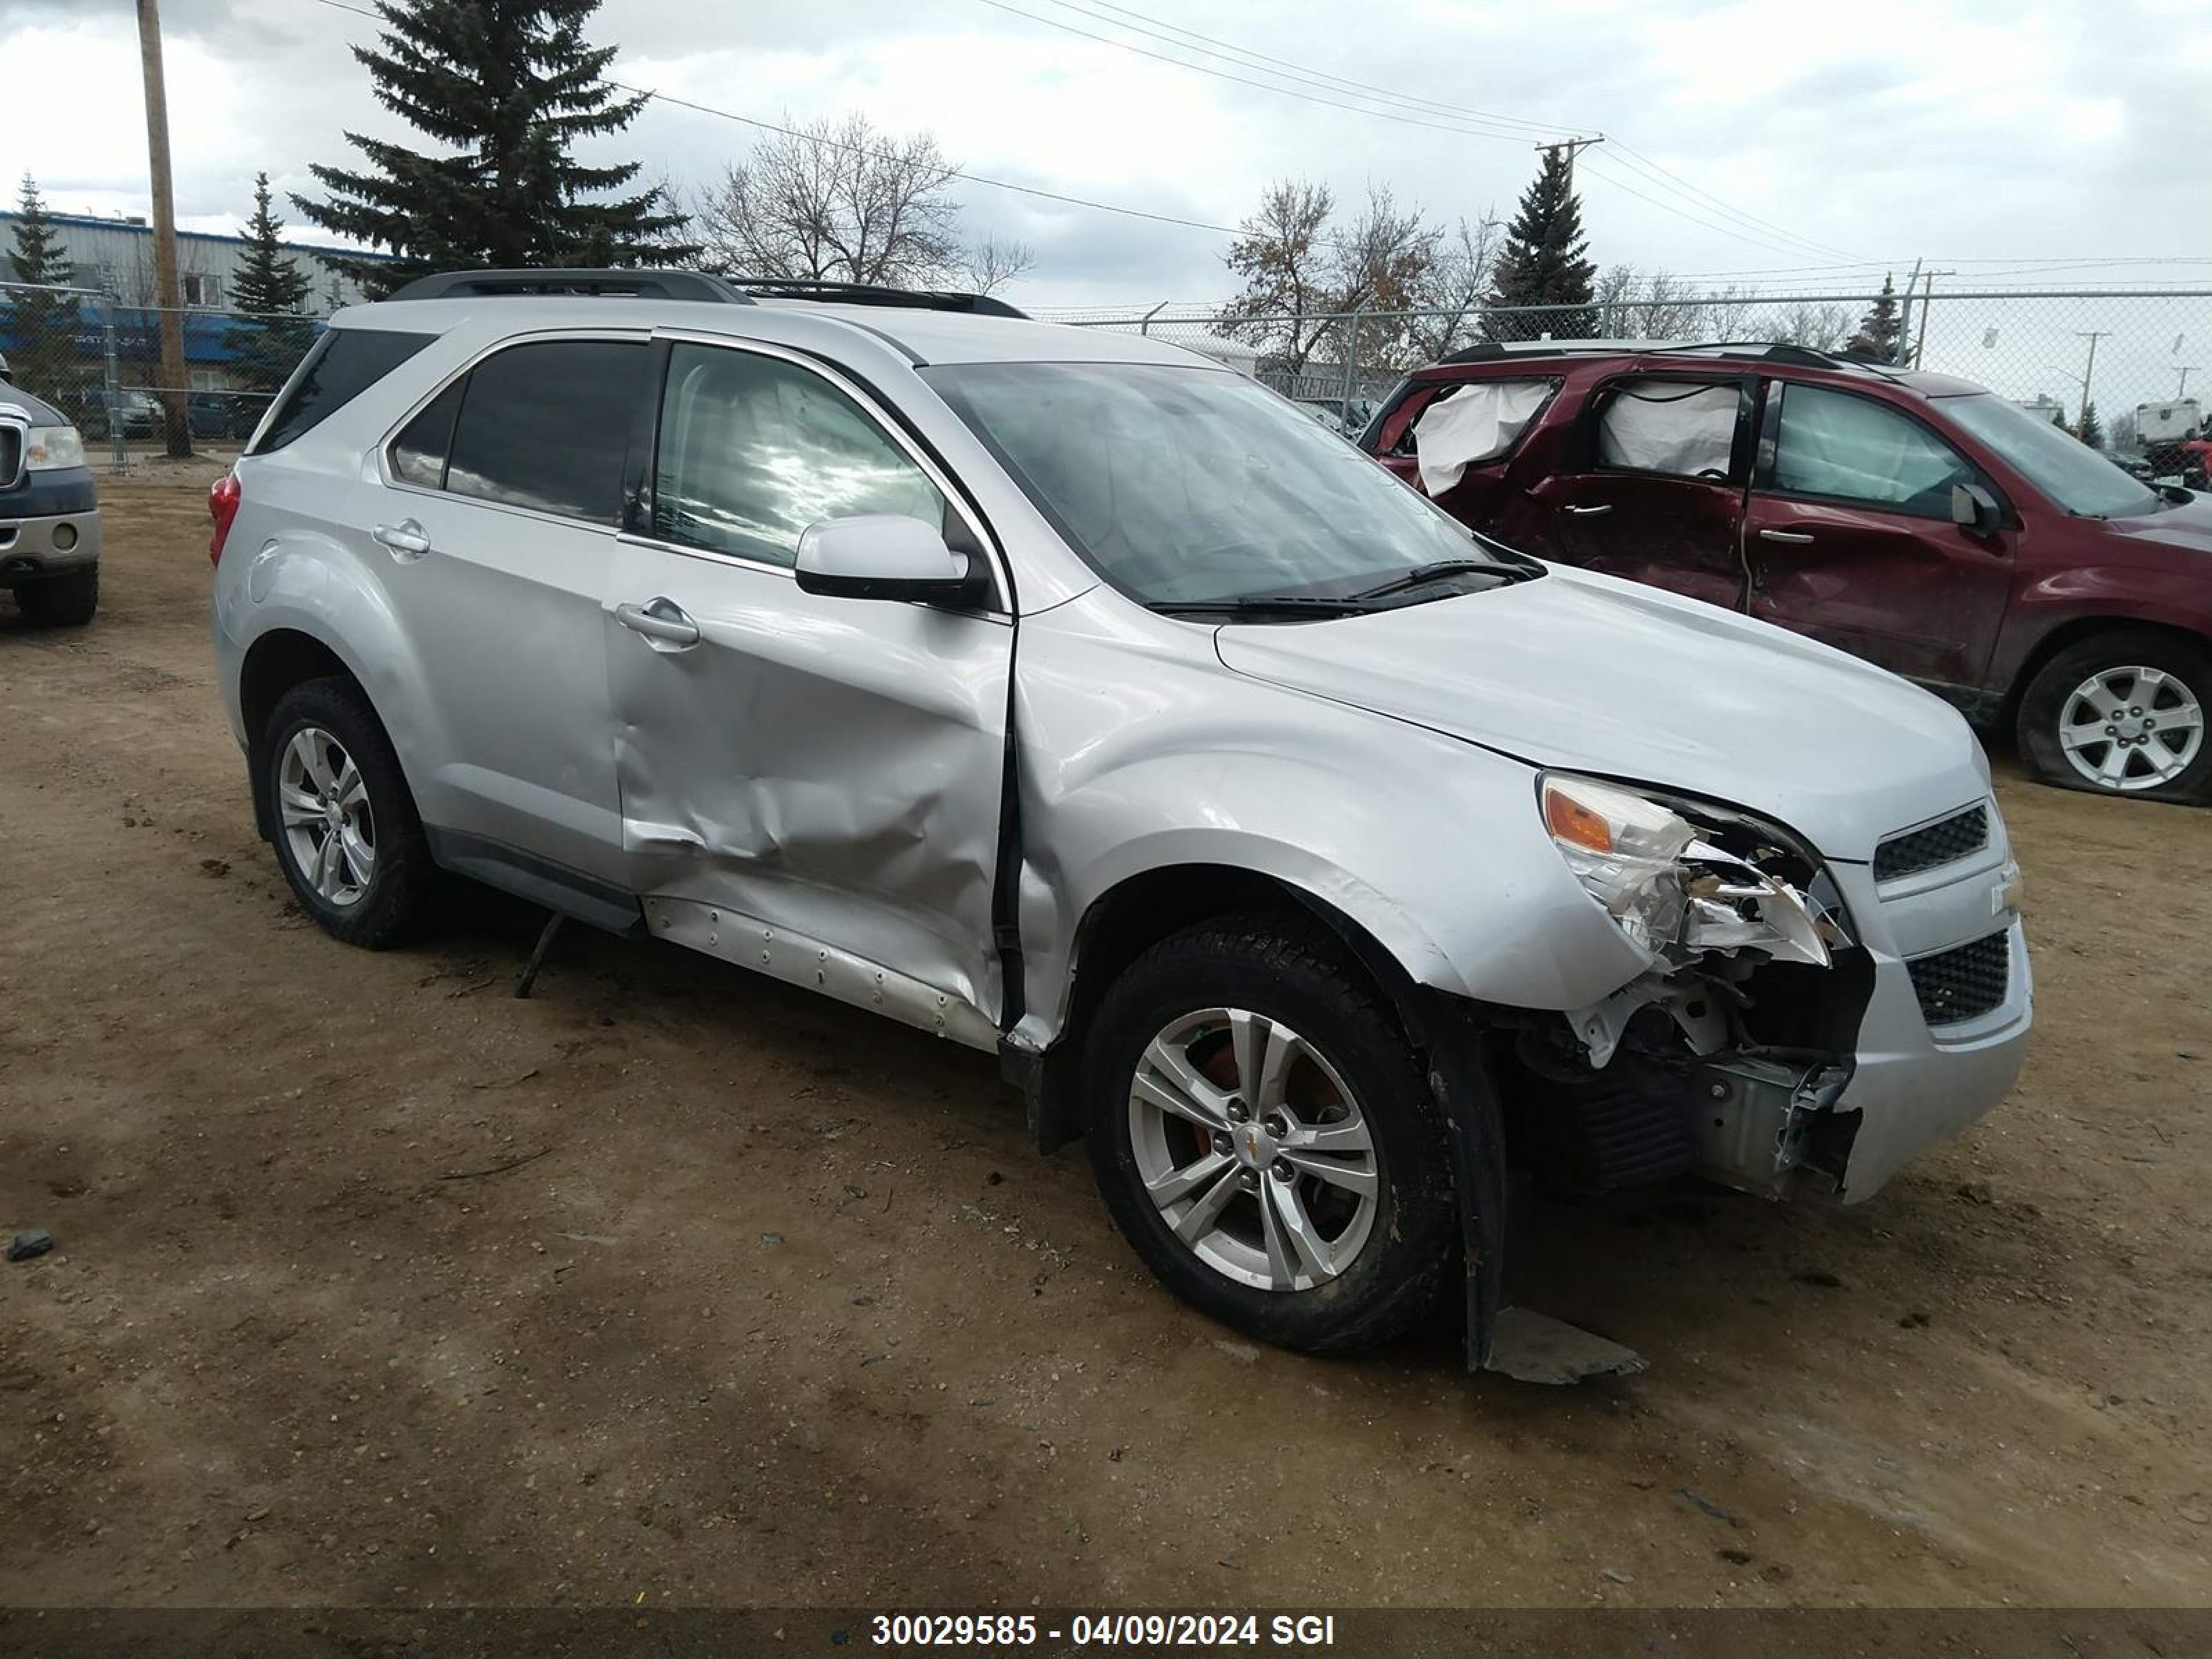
left=1994, top=564, right=2212, bottom=691
left=1011, top=592, right=1649, bottom=1049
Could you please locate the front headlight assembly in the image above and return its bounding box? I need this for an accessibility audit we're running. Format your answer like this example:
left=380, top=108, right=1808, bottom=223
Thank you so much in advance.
left=1540, top=773, right=1833, bottom=968
left=26, top=424, right=86, bottom=472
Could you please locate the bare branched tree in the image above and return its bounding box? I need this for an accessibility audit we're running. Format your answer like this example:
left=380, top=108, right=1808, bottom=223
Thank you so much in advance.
left=1405, top=212, right=1501, bottom=361
left=1220, top=180, right=1443, bottom=379
left=693, top=114, right=963, bottom=287
left=1219, top=179, right=1340, bottom=371
left=1702, top=283, right=1760, bottom=341
left=1772, top=301, right=1855, bottom=351
left=958, top=234, right=1037, bottom=296
left=1592, top=265, right=1710, bottom=341
left=1642, top=270, right=1705, bottom=340
left=1593, top=262, right=1640, bottom=337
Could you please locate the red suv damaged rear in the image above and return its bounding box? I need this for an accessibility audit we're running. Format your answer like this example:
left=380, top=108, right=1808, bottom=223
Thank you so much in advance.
left=1359, top=342, right=2212, bottom=802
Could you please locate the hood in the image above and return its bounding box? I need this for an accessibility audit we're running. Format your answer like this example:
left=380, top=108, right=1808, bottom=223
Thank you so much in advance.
left=2102, top=492, right=2212, bottom=559
left=0, top=385, right=68, bottom=427
left=1214, top=565, right=1986, bottom=863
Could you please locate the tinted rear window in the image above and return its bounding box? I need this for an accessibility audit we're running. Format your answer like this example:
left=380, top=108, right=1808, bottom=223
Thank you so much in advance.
left=444, top=339, right=648, bottom=525
left=250, top=327, right=434, bottom=454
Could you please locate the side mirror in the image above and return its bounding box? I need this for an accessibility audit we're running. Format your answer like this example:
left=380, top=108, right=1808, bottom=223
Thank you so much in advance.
left=794, top=514, right=988, bottom=606
left=1951, top=481, right=2002, bottom=532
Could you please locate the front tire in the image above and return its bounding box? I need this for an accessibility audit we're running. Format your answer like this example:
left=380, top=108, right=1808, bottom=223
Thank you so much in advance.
left=2016, top=629, right=2212, bottom=803
left=260, top=677, right=435, bottom=947
left=1083, top=917, right=1457, bottom=1355
left=15, top=566, right=98, bottom=627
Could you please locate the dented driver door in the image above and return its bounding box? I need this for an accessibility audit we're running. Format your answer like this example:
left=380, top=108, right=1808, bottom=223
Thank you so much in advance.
left=602, top=336, right=1012, bottom=1042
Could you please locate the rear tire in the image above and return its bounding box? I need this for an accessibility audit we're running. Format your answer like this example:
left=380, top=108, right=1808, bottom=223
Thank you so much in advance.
left=15, top=566, right=98, bottom=627
left=261, top=677, right=435, bottom=947
left=2016, top=629, right=2212, bottom=803
left=1083, top=916, right=1457, bottom=1355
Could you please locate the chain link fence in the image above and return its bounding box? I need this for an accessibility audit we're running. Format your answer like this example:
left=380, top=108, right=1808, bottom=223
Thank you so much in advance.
left=8, top=279, right=2209, bottom=477
left=1041, top=289, right=2212, bottom=462
left=1, top=281, right=321, bottom=474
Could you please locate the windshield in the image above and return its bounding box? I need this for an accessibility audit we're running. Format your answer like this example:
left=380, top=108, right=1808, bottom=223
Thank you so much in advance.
left=1941, top=393, right=2162, bottom=518
left=924, top=361, right=1521, bottom=607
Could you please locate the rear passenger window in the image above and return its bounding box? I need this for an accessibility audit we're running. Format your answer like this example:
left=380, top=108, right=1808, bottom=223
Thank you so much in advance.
left=650, top=342, right=945, bottom=567
left=250, top=327, right=433, bottom=454
left=388, top=380, right=464, bottom=489
left=443, top=339, right=649, bottom=525
left=1595, top=379, right=1741, bottom=479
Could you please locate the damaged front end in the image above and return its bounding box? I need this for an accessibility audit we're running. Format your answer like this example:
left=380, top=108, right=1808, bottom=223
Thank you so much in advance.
left=1517, top=775, right=1873, bottom=1199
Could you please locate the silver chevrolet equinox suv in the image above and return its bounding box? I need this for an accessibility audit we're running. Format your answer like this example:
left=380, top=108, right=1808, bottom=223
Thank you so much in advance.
left=211, top=270, right=2032, bottom=1367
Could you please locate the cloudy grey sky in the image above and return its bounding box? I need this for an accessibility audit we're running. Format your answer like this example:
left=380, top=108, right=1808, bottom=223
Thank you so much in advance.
left=3, top=0, right=2209, bottom=311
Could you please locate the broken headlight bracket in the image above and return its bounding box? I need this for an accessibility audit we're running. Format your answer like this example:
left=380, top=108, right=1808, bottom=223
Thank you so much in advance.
left=1540, top=773, right=1848, bottom=975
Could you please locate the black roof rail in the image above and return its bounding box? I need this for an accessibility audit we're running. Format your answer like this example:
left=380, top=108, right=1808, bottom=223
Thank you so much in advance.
left=727, top=278, right=1029, bottom=319
left=383, top=268, right=756, bottom=303
left=1431, top=337, right=1903, bottom=377
left=1436, top=338, right=1653, bottom=366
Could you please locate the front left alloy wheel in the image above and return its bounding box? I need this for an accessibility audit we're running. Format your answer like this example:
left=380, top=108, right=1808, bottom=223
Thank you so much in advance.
left=1084, top=917, right=1458, bottom=1355
left=261, top=677, right=434, bottom=947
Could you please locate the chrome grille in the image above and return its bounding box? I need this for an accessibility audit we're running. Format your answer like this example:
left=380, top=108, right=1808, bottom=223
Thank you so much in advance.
left=0, top=422, right=23, bottom=489
left=1875, top=803, right=1989, bottom=883
left=1906, top=930, right=2011, bottom=1027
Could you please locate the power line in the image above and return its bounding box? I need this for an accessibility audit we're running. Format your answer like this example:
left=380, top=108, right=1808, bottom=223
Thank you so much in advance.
left=1040, top=0, right=1580, bottom=137
left=1009, top=0, right=1859, bottom=264
left=308, top=0, right=1241, bottom=236
left=1595, top=142, right=1861, bottom=262
left=1574, top=154, right=1834, bottom=262
left=967, top=0, right=1584, bottom=147
left=1602, top=138, right=1862, bottom=262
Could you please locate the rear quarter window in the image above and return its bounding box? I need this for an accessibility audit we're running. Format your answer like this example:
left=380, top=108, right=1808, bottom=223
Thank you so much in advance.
left=249, top=327, right=436, bottom=455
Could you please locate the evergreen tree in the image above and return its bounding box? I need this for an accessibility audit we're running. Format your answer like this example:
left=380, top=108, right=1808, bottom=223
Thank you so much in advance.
left=1845, top=272, right=1904, bottom=362
left=222, top=174, right=320, bottom=393
left=4, top=175, right=86, bottom=402
left=294, top=0, right=693, bottom=296
left=2076, top=400, right=2105, bottom=449
left=1483, top=148, right=1596, bottom=341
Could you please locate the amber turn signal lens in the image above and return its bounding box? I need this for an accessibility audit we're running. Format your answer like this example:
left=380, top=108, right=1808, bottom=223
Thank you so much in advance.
left=1544, top=787, right=1614, bottom=854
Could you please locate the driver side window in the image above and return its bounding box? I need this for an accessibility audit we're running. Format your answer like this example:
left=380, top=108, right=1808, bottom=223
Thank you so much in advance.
left=651, top=342, right=946, bottom=568
left=1762, top=382, right=1976, bottom=516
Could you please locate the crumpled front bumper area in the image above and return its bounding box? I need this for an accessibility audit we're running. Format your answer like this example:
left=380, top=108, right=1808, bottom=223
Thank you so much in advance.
left=1818, top=857, right=2030, bottom=1202
left=1526, top=801, right=2030, bottom=1205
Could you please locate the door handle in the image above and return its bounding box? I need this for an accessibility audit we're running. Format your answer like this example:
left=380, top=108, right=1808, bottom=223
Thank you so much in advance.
left=1758, top=528, right=1816, bottom=545
left=1562, top=503, right=1613, bottom=516
left=616, top=598, right=702, bottom=648
left=372, top=519, right=431, bottom=559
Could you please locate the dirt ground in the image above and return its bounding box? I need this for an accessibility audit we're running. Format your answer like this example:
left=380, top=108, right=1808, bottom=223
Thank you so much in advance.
left=4, top=474, right=2210, bottom=1615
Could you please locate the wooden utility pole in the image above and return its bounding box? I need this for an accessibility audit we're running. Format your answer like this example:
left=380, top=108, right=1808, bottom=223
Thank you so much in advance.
left=135, top=0, right=193, bottom=458
left=1910, top=268, right=1956, bottom=368
left=1896, top=256, right=1924, bottom=366
left=1535, top=134, right=1606, bottom=191
left=2075, top=331, right=2110, bottom=429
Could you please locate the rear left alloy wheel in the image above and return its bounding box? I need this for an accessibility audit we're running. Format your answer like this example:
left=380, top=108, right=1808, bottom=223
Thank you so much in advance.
left=1084, top=917, right=1457, bottom=1355
left=261, top=677, right=434, bottom=947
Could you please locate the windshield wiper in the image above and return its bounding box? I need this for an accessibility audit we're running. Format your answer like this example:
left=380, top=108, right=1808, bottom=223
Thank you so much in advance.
left=1148, top=594, right=1374, bottom=619
left=1349, top=558, right=1536, bottom=601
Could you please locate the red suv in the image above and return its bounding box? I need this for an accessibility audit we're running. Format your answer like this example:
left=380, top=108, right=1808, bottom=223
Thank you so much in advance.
left=1359, top=342, right=2212, bottom=803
